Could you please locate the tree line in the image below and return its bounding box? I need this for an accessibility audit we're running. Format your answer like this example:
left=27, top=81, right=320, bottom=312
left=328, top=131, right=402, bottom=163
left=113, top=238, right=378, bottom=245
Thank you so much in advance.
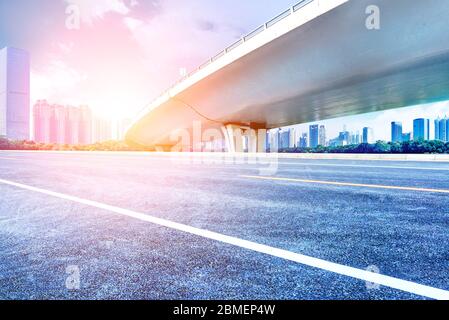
left=2, top=137, right=449, bottom=153
left=278, top=140, right=449, bottom=154
left=0, top=138, right=147, bottom=152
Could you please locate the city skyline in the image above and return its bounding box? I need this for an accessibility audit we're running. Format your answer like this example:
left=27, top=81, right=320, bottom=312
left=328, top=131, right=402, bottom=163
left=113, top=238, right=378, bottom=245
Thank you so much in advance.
left=273, top=110, right=449, bottom=149
left=280, top=101, right=449, bottom=144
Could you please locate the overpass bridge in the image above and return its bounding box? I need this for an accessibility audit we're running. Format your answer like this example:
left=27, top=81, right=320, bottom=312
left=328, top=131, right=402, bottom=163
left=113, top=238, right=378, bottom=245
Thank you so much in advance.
left=125, top=0, right=449, bottom=152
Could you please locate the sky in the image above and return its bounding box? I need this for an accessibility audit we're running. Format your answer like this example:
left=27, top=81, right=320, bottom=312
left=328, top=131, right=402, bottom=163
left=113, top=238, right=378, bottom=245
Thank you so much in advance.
left=0, top=0, right=299, bottom=119
left=1, top=0, right=448, bottom=140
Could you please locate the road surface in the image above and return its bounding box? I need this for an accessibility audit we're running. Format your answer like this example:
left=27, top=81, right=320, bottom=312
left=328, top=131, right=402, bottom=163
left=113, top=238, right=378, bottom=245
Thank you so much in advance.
left=0, top=151, right=448, bottom=300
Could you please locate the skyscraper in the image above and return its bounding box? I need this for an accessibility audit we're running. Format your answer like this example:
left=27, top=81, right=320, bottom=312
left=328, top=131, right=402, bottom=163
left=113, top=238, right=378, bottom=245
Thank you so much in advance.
left=362, top=127, right=374, bottom=144
left=437, top=117, right=448, bottom=142
left=413, top=118, right=430, bottom=141
left=298, top=132, right=308, bottom=148
left=279, top=129, right=290, bottom=149
left=402, top=133, right=411, bottom=142
left=309, top=124, right=319, bottom=148
left=79, top=105, right=92, bottom=145
left=289, top=127, right=297, bottom=148
left=391, top=121, right=403, bottom=142
left=92, top=116, right=113, bottom=143
left=0, top=47, right=30, bottom=140
left=33, top=101, right=94, bottom=145
left=446, top=118, right=449, bottom=142
left=319, top=125, right=326, bottom=146
left=435, top=118, right=441, bottom=140
left=338, top=130, right=350, bottom=145
left=269, top=130, right=279, bottom=151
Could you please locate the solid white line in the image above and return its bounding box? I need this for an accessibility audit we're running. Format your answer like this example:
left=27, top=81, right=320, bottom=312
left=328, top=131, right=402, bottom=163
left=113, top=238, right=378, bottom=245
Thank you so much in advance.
left=241, top=175, right=449, bottom=194
left=0, top=178, right=448, bottom=300
left=276, top=161, right=449, bottom=171
left=0, top=156, right=20, bottom=161
left=2, top=152, right=449, bottom=171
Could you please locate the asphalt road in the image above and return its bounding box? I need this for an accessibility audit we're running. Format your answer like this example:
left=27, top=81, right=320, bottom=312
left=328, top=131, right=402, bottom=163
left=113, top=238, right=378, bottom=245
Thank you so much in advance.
left=0, top=151, right=448, bottom=300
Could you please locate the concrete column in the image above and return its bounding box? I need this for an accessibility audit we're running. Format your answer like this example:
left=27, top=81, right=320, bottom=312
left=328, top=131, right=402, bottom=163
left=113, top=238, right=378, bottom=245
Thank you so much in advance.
left=246, top=128, right=268, bottom=153
left=257, top=129, right=267, bottom=153
left=222, top=124, right=244, bottom=153
left=247, top=129, right=257, bottom=153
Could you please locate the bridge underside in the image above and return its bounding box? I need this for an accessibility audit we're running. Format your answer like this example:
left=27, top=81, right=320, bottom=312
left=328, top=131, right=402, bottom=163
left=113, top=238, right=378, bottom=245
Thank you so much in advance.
left=126, top=0, right=449, bottom=151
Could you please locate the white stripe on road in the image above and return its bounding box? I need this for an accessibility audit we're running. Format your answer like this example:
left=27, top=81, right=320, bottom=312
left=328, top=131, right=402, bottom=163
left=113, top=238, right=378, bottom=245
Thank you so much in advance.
left=3, top=153, right=449, bottom=171
left=152, top=158, right=449, bottom=171
left=0, top=177, right=448, bottom=300
left=0, top=156, right=20, bottom=161
left=241, top=175, right=449, bottom=194
left=276, top=161, right=449, bottom=171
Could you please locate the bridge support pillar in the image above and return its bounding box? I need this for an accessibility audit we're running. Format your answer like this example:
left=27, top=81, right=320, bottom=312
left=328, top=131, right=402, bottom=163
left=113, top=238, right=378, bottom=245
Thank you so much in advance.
left=247, top=128, right=267, bottom=153
left=222, top=124, right=244, bottom=153
left=256, top=129, right=267, bottom=153
left=222, top=125, right=267, bottom=153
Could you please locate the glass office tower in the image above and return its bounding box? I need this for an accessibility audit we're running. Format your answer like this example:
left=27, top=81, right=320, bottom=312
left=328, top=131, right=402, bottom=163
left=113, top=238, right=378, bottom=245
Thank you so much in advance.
left=0, top=47, right=30, bottom=140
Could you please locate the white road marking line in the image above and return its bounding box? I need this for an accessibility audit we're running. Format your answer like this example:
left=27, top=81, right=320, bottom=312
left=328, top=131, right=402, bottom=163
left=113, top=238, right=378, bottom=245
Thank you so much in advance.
left=275, top=161, right=449, bottom=171
left=0, top=157, right=20, bottom=161
left=2, top=152, right=449, bottom=171
left=241, top=175, right=449, bottom=194
left=89, top=156, right=449, bottom=171
left=0, top=178, right=448, bottom=300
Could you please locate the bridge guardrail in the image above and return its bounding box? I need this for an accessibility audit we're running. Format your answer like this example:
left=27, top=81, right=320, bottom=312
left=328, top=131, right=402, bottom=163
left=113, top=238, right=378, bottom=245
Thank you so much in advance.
left=152, top=0, right=315, bottom=107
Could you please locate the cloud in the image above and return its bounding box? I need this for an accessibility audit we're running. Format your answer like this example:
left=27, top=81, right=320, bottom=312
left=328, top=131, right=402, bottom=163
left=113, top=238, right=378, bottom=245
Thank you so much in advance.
left=31, top=60, right=87, bottom=105
left=123, top=17, right=144, bottom=31
left=57, top=42, right=75, bottom=54
left=196, top=19, right=218, bottom=32
left=64, top=0, right=130, bottom=25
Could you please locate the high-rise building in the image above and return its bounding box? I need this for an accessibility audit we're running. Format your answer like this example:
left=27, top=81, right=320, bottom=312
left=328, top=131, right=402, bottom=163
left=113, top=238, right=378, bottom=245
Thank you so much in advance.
left=349, top=132, right=360, bottom=145
left=92, top=116, right=113, bottom=143
left=33, top=101, right=94, bottom=145
left=413, top=118, right=430, bottom=141
left=33, top=100, right=65, bottom=144
left=279, top=129, right=290, bottom=149
left=79, top=105, right=92, bottom=145
left=362, top=127, right=374, bottom=144
left=402, top=132, right=411, bottom=142
left=53, top=104, right=67, bottom=144
left=436, top=117, right=448, bottom=142
left=65, top=106, right=81, bottom=145
left=0, top=47, right=30, bottom=140
left=445, top=118, right=449, bottom=142
left=33, top=100, right=50, bottom=143
left=319, top=125, right=326, bottom=146
left=391, top=121, right=403, bottom=143
left=435, top=118, right=441, bottom=140
left=265, top=131, right=270, bottom=152
left=267, top=130, right=279, bottom=151
left=298, top=132, right=308, bottom=148
left=289, top=127, right=297, bottom=148
left=338, top=130, right=350, bottom=146
left=309, top=124, right=319, bottom=148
